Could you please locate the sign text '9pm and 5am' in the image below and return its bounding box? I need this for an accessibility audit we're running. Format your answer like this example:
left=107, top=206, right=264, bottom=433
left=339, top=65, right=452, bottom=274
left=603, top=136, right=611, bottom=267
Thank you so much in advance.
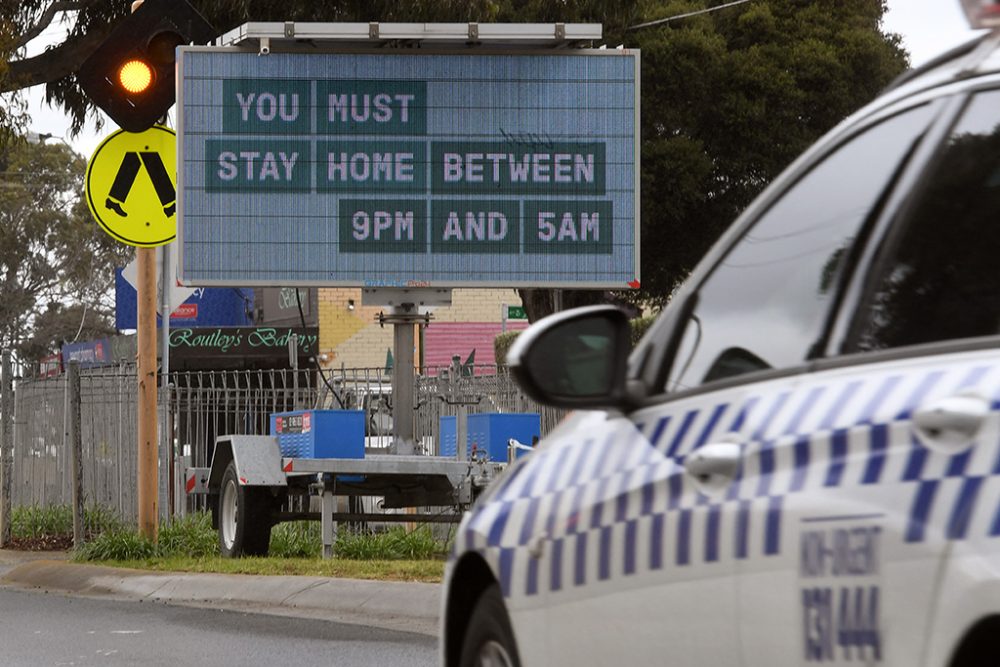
left=205, top=79, right=613, bottom=254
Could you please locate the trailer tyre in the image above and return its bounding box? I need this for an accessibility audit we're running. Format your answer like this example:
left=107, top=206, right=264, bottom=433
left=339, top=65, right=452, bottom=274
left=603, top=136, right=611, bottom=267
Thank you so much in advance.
left=218, top=461, right=272, bottom=557
left=459, top=583, right=521, bottom=667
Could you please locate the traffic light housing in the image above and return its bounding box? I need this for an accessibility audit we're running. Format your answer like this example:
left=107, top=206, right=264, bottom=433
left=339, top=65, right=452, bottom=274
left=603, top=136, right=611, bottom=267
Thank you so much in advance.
left=77, top=0, right=215, bottom=132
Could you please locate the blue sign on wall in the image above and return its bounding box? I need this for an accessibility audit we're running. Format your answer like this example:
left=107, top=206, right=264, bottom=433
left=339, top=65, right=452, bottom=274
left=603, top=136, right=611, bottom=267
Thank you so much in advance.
left=62, top=339, right=112, bottom=368
left=178, top=49, right=639, bottom=289
left=115, top=269, right=253, bottom=329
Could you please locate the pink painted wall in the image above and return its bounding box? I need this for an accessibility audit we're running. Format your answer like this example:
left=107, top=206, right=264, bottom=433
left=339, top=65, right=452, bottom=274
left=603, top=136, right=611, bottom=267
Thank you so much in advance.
left=423, top=321, right=529, bottom=372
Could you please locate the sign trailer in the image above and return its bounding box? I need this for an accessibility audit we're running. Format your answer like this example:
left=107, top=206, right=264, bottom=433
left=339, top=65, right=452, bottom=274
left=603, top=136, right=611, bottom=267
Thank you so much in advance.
left=178, top=23, right=641, bottom=558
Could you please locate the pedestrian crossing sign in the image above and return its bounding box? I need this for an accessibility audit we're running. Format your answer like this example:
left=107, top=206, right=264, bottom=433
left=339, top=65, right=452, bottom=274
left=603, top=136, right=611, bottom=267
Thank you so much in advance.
left=85, top=125, right=177, bottom=247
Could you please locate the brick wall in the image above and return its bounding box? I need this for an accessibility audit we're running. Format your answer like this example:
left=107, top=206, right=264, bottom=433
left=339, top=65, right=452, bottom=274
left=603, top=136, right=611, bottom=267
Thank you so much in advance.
left=429, top=289, right=521, bottom=323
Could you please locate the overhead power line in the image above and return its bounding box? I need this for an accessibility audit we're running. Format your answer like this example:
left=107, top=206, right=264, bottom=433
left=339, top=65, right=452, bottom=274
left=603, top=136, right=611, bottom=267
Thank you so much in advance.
left=627, top=0, right=754, bottom=31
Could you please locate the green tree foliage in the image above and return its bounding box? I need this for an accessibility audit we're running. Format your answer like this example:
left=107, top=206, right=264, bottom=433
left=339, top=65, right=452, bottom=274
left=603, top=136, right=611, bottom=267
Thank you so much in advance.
left=0, top=137, right=130, bottom=364
left=0, top=20, right=22, bottom=146
left=0, top=0, right=908, bottom=314
left=0, top=0, right=503, bottom=137
left=630, top=0, right=907, bottom=304
left=0, top=0, right=638, bottom=136
left=22, top=302, right=118, bottom=365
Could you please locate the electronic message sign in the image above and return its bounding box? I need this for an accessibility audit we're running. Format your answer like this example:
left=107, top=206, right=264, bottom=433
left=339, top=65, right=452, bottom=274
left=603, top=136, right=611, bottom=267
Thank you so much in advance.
left=177, top=49, right=638, bottom=288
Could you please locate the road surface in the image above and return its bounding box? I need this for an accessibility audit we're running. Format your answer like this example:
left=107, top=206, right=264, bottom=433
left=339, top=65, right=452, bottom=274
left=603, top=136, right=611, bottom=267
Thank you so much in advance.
left=0, top=586, right=437, bottom=666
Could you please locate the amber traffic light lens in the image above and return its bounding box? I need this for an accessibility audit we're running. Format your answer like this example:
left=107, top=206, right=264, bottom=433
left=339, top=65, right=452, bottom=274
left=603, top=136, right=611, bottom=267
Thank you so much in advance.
left=118, top=59, right=154, bottom=93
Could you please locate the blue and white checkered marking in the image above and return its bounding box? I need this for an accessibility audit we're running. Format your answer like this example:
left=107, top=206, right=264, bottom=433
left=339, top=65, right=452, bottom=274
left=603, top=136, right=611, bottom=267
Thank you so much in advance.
left=457, top=357, right=1000, bottom=600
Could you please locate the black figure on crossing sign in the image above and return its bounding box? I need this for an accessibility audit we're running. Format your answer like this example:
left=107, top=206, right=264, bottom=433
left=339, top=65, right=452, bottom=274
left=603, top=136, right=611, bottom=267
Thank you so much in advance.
left=105, top=150, right=176, bottom=218
left=85, top=125, right=178, bottom=247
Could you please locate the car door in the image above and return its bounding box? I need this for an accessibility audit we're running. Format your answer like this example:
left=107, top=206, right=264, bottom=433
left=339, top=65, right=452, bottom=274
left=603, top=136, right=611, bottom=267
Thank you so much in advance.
left=534, top=386, right=751, bottom=666
left=735, top=86, right=1000, bottom=666
left=735, top=353, right=995, bottom=667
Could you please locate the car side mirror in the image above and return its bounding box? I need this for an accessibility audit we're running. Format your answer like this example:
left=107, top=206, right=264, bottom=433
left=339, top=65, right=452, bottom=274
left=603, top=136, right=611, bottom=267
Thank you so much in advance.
left=507, top=305, right=631, bottom=410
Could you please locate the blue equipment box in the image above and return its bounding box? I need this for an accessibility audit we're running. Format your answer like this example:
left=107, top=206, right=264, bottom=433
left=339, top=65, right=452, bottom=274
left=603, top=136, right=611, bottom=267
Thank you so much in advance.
left=439, top=416, right=458, bottom=457
left=439, top=413, right=540, bottom=462
left=270, top=410, right=365, bottom=459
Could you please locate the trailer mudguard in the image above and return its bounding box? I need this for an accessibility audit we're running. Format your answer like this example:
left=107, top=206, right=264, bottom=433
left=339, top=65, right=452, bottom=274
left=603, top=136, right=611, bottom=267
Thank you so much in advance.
left=207, top=435, right=288, bottom=492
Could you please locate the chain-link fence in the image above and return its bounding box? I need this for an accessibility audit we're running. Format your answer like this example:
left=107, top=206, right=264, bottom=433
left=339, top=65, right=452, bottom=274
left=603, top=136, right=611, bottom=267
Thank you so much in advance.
left=6, top=362, right=563, bottom=522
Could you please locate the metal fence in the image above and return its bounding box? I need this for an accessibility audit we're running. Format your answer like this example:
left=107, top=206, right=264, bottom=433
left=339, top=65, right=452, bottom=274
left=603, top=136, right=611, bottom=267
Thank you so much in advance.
left=7, top=362, right=563, bottom=521
left=10, top=365, right=140, bottom=517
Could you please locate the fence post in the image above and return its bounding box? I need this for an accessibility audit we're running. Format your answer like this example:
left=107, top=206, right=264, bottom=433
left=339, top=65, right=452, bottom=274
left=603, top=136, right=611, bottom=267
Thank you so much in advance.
left=451, top=356, right=467, bottom=463
left=0, top=351, right=13, bottom=547
left=68, top=361, right=85, bottom=546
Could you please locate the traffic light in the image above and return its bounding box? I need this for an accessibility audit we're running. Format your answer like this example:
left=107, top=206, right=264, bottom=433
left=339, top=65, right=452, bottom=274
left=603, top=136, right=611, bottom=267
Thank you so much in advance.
left=77, top=0, right=215, bottom=133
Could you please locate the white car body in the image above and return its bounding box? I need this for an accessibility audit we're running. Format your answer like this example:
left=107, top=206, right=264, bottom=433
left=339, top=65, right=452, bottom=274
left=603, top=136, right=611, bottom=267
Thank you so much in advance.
left=444, top=9, right=1000, bottom=667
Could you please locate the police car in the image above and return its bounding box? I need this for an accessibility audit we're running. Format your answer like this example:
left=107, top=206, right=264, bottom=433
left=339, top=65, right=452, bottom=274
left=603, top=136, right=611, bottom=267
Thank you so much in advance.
left=441, top=2, right=1000, bottom=666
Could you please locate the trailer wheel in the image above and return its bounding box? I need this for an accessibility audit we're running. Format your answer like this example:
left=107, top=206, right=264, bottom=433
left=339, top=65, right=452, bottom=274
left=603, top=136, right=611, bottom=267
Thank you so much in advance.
left=218, top=461, right=272, bottom=557
left=458, top=583, right=521, bottom=667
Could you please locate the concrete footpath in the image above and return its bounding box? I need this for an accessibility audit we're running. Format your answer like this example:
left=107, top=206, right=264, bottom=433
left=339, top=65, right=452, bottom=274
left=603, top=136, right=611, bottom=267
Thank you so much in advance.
left=0, top=550, right=441, bottom=636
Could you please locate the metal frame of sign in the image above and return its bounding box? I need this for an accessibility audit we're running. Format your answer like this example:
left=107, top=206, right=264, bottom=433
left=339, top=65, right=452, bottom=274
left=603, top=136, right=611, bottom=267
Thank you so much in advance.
left=177, top=25, right=640, bottom=289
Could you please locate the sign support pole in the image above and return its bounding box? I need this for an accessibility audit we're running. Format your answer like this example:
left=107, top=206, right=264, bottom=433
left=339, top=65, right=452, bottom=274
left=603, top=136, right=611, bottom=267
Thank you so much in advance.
left=137, top=246, right=158, bottom=541
left=81, top=1, right=174, bottom=537
left=391, top=307, right=416, bottom=448
left=379, top=304, right=430, bottom=452
left=392, top=309, right=415, bottom=443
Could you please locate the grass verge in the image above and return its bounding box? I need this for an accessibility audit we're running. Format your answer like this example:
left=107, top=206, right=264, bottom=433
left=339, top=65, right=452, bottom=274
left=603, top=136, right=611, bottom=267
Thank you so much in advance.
left=11, top=504, right=125, bottom=539
left=71, top=514, right=448, bottom=582
left=80, top=556, right=444, bottom=582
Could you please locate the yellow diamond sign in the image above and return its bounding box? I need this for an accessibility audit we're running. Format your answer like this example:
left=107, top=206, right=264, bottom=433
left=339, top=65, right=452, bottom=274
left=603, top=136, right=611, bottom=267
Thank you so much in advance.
left=85, top=125, right=176, bottom=247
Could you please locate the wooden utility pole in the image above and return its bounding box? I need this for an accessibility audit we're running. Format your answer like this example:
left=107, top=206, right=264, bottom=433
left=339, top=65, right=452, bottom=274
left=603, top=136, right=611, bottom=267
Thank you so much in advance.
left=130, top=0, right=157, bottom=543
left=68, top=361, right=85, bottom=546
left=0, top=351, right=12, bottom=547
left=137, top=247, right=158, bottom=541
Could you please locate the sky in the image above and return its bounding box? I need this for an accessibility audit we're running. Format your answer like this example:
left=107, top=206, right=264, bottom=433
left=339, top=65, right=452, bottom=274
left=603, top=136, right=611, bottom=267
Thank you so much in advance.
left=20, top=0, right=990, bottom=158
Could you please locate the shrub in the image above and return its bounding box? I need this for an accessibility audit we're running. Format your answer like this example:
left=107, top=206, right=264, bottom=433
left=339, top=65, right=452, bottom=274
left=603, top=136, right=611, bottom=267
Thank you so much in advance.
left=11, top=505, right=72, bottom=539
left=11, top=504, right=126, bottom=540
left=270, top=521, right=322, bottom=559
left=332, top=529, right=393, bottom=560
left=630, top=315, right=656, bottom=346
left=157, top=513, right=217, bottom=558
left=74, top=512, right=216, bottom=562
left=334, top=525, right=444, bottom=560
left=73, top=516, right=448, bottom=563
left=381, top=525, right=441, bottom=560
left=494, top=331, right=521, bottom=366
left=74, top=529, right=157, bottom=562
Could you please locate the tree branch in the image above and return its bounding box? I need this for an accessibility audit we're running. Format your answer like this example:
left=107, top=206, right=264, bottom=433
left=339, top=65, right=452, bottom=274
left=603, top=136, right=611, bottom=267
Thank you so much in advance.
left=2, top=26, right=110, bottom=93
left=13, top=2, right=88, bottom=51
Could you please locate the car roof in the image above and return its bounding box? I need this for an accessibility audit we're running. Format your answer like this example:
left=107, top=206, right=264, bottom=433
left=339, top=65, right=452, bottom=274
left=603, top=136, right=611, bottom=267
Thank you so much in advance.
left=707, top=28, right=1000, bottom=269
left=883, top=34, right=985, bottom=93
left=630, top=27, right=1000, bottom=390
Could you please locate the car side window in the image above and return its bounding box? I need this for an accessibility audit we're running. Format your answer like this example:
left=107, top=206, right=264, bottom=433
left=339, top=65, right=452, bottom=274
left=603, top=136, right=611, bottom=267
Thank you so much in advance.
left=668, top=104, right=936, bottom=391
left=849, top=89, right=1000, bottom=352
